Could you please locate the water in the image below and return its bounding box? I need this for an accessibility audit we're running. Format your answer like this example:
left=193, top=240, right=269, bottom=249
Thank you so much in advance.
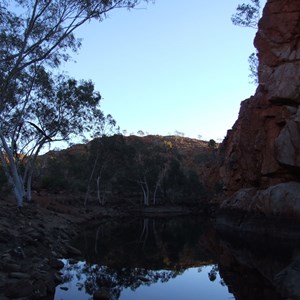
left=55, top=263, right=232, bottom=300
left=54, top=215, right=300, bottom=300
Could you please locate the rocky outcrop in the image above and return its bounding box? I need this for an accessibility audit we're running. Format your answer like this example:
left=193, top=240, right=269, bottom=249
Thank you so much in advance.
left=255, top=0, right=300, bottom=103
left=0, top=194, right=88, bottom=299
left=218, top=0, right=300, bottom=219
left=221, top=182, right=300, bottom=218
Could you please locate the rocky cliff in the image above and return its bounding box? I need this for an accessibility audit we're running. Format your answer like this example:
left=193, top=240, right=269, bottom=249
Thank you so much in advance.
left=218, top=0, right=300, bottom=219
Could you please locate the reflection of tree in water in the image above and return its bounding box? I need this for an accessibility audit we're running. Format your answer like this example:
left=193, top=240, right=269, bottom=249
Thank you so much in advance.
left=61, top=217, right=216, bottom=298
left=59, top=216, right=300, bottom=300
left=61, top=260, right=183, bottom=299
left=208, top=265, right=218, bottom=282
left=78, top=216, right=213, bottom=270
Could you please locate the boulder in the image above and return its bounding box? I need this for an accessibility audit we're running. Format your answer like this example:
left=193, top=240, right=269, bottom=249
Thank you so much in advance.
left=65, top=244, right=82, bottom=257
left=221, top=182, right=300, bottom=219
left=4, top=279, right=33, bottom=298
left=48, top=258, right=64, bottom=270
left=275, top=118, right=300, bottom=167
left=8, top=272, right=30, bottom=279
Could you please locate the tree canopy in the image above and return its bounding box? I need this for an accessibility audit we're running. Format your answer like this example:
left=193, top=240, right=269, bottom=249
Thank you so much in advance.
left=231, top=0, right=260, bottom=29
left=231, top=0, right=261, bottom=84
left=0, top=0, right=152, bottom=206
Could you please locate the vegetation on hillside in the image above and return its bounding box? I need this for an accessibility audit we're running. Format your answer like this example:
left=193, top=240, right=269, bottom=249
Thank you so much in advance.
left=34, top=135, right=217, bottom=207
left=0, top=0, right=153, bottom=207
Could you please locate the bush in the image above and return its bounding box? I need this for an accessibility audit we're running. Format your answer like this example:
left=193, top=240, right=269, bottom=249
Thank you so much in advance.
left=208, top=139, right=217, bottom=148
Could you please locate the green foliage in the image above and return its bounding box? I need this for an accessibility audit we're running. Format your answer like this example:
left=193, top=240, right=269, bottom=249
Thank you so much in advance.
left=231, top=0, right=261, bottom=85
left=87, top=134, right=132, bottom=195
left=40, top=157, right=68, bottom=192
left=163, top=141, right=173, bottom=150
left=0, top=0, right=153, bottom=205
left=185, top=170, right=206, bottom=195
left=137, top=130, right=145, bottom=136
left=37, top=135, right=209, bottom=205
left=0, top=165, right=8, bottom=190
left=208, top=139, right=217, bottom=149
left=231, top=0, right=260, bottom=29
left=39, top=151, right=89, bottom=192
left=194, top=152, right=215, bottom=164
left=65, top=153, right=90, bottom=192
left=248, top=52, right=259, bottom=84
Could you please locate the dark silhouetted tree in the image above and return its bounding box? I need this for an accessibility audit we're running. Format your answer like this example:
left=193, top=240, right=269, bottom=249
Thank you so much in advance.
left=0, top=0, right=153, bottom=207
left=231, top=0, right=261, bottom=84
left=208, top=139, right=217, bottom=149
left=231, top=0, right=260, bottom=29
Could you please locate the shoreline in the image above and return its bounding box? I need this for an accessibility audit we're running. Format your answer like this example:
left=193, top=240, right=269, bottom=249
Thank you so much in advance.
left=1, top=193, right=300, bottom=299
left=0, top=195, right=207, bottom=299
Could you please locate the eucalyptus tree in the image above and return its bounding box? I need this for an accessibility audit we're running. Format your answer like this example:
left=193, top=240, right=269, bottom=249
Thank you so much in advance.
left=0, top=0, right=153, bottom=207
left=84, top=133, right=128, bottom=208
left=2, top=71, right=109, bottom=206
left=129, top=140, right=170, bottom=206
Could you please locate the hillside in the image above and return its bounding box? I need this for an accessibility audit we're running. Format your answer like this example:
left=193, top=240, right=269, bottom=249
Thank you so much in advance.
left=34, top=135, right=218, bottom=207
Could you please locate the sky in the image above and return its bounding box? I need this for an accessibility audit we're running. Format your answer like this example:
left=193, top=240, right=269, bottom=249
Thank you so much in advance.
left=61, top=0, right=265, bottom=142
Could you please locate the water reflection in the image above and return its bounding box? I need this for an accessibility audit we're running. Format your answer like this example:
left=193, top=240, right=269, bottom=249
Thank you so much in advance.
left=76, top=217, right=214, bottom=269
left=54, top=216, right=232, bottom=299
left=214, top=228, right=300, bottom=300
left=54, top=216, right=300, bottom=300
left=55, top=261, right=230, bottom=300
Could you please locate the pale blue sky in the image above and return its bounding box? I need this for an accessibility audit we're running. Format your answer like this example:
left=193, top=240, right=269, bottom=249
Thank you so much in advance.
left=62, top=0, right=265, bottom=141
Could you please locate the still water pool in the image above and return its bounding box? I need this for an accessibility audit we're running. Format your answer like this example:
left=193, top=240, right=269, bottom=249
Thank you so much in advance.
left=55, top=262, right=232, bottom=300
left=54, top=216, right=233, bottom=299
left=54, top=215, right=297, bottom=299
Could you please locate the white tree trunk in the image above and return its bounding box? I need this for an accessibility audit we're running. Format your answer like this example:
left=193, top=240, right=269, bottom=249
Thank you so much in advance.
left=96, top=175, right=105, bottom=206
left=139, top=176, right=149, bottom=206
left=145, top=180, right=149, bottom=206
left=0, top=130, right=25, bottom=206
left=23, top=136, right=49, bottom=203
left=85, top=153, right=99, bottom=207
left=26, top=171, right=33, bottom=202
left=152, top=167, right=167, bottom=205
left=139, top=218, right=149, bottom=247
left=153, top=182, right=159, bottom=206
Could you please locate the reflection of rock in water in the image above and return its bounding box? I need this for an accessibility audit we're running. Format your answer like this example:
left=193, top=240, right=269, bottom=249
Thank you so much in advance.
left=219, top=261, right=282, bottom=300
left=210, top=227, right=300, bottom=300
left=275, top=256, right=300, bottom=299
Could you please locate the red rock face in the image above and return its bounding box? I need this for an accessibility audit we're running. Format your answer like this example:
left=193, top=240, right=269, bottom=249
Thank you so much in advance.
left=219, top=0, right=300, bottom=195
left=255, top=0, right=300, bottom=102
